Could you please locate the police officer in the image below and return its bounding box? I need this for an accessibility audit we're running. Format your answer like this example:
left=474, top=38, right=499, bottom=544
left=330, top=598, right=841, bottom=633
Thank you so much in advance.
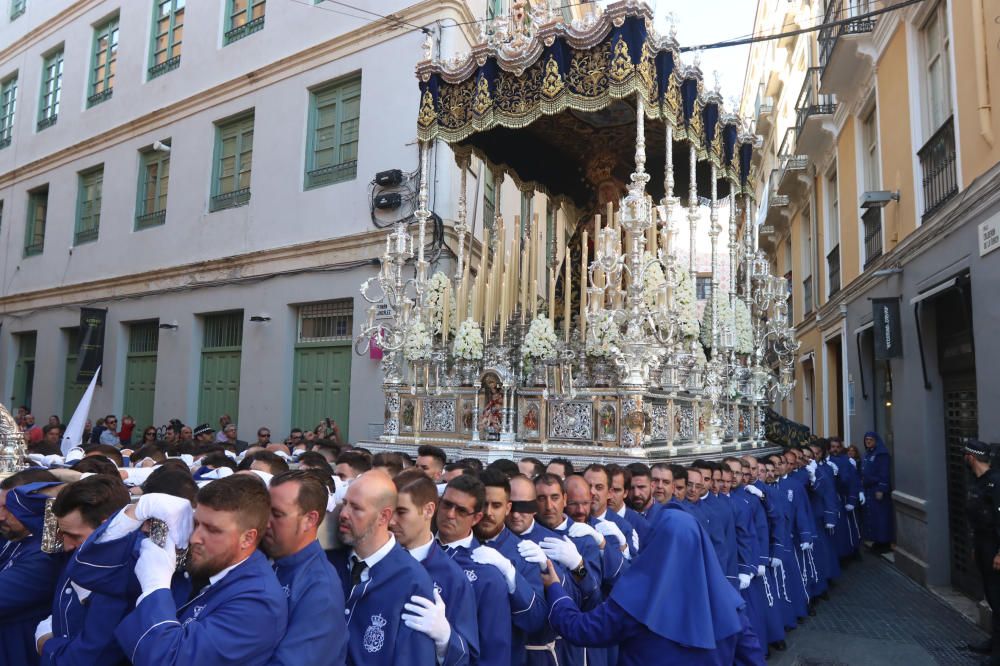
left=964, top=439, right=1000, bottom=662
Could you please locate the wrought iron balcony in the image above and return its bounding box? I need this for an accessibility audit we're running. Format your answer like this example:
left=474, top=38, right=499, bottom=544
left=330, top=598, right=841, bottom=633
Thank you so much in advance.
left=210, top=187, right=251, bottom=212
left=148, top=56, right=181, bottom=80
left=795, top=68, right=837, bottom=158
left=827, top=245, right=841, bottom=296
left=135, top=209, right=166, bottom=230
left=918, top=116, right=958, bottom=219
left=863, top=208, right=882, bottom=267
left=777, top=126, right=808, bottom=197
left=224, top=16, right=265, bottom=45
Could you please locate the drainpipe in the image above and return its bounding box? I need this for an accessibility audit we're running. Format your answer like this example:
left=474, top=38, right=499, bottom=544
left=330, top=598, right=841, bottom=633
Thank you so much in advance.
left=972, top=0, right=995, bottom=146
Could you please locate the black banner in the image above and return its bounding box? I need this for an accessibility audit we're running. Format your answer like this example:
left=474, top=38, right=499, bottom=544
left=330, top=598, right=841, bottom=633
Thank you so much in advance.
left=873, top=298, right=902, bottom=360
left=76, top=307, right=107, bottom=384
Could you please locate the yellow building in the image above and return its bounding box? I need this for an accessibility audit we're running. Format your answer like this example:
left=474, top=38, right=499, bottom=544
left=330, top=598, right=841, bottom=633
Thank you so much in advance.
left=743, top=0, right=1000, bottom=595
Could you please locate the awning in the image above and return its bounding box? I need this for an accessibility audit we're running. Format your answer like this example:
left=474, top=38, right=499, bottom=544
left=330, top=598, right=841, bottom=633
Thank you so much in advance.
left=909, top=277, right=957, bottom=305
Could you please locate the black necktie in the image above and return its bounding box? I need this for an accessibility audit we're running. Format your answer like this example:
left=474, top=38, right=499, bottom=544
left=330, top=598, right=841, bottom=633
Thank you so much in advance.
left=188, top=575, right=210, bottom=601
left=350, top=557, right=368, bottom=586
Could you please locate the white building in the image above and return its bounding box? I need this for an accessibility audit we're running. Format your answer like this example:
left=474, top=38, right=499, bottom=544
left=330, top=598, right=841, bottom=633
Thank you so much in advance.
left=0, top=0, right=498, bottom=442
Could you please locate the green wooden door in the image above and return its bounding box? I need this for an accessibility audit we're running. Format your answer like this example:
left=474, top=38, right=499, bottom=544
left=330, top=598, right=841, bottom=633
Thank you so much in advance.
left=11, top=332, right=36, bottom=411
left=124, top=322, right=159, bottom=429
left=292, top=343, right=351, bottom=440
left=62, top=328, right=85, bottom=421
left=198, top=313, right=243, bottom=425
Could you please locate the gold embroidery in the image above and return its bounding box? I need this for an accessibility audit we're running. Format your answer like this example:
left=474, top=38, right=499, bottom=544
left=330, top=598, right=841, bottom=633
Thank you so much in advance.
left=541, top=56, right=564, bottom=98
left=609, top=37, right=633, bottom=83
left=417, top=89, right=436, bottom=128
left=567, top=42, right=610, bottom=98
left=638, top=42, right=656, bottom=97
left=472, top=76, right=493, bottom=116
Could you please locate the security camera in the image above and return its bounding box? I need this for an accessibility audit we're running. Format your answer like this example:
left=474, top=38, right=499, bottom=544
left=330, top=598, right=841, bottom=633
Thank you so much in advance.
left=152, top=141, right=171, bottom=153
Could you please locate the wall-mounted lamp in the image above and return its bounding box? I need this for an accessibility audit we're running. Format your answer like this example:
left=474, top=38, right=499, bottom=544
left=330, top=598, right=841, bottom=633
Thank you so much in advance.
left=152, top=140, right=171, bottom=153
left=249, top=315, right=271, bottom=323
left=860, top=190, right=900, bottom=209
left=159, top=321, right=179, bottom=330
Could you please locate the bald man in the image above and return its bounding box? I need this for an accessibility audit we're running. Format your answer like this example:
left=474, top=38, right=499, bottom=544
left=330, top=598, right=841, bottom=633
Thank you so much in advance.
left=330, top=471, right=437, bottom=666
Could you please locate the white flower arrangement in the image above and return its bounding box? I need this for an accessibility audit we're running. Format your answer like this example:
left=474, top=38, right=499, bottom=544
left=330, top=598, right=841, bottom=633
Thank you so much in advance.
left=733, top=299, right=754, bottom=355
left=523, top=316, right=558, bottom=360
left=425, top=271, right=458, bottom=335
left=674, top=268, right=699, bottom=339
left=586, top=312, right=620, bottom=358
left=641, top=252, right=666, bottom=309
left=694, top=342, right=708, bottom=367
left=452, top=318, right=484, bottom=360
left=700, top=299, right=736, bottom=350
left=403, top=320, right=433, bottom=361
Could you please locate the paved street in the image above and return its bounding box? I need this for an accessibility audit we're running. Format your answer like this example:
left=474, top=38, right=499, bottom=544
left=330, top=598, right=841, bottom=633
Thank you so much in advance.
left=769, top=554, right=989, bottom=665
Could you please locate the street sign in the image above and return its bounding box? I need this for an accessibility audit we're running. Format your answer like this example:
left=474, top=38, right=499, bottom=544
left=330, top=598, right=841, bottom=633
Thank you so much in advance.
left=979, top=216, right=1000, bottom=257
left=374, top=302, right=395, bottom=320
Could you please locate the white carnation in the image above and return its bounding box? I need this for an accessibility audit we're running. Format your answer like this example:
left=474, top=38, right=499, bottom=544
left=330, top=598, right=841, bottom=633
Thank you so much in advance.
left=734, top=299, right=753, bottom=355
left=700, top=298, right=736, bottom=350
left=452, top=318, right=484, bottom=360
left=425, top=271, right=458, bottom=335
left=641, top=252, right=666, bottom=308
left=674, top=268, right=699, bottom=339
left=586, top=312, right=619, bottom=358
left=403, top=320, right=433, bottom=361
left=523, top=316, right=558, bottom=360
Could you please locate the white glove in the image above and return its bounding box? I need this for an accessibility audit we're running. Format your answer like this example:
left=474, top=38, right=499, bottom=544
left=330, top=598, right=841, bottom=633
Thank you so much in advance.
left=594, top=520, right=628, bottom=555
left=806, top=460, right=818, bottom=473
left=825, top=523, right=835, bottom=536
left=738, top=573, right=752, bottom=590
left=744, top=484, right=764, bottom=499
left=135, top=535, right=176, bottom=598
left=517, top=539, right=548, bottom=571
left=849, top=458, right=858, bottom=469
left=827, top=460, right=839, bottom=476
left=34, top=615, right=53, bottom=653
left=631, top=529, right=640, bottom=554
left=402, top=589, right=451, bottom=658
left=568, top=521, right=605, bottom=548
left=540, top=536, right=584, bottom=571
left=845, top=504, right=855, bottom=512
left=134, top=493, right=194, bottom=549
left=757, top=565, right=766, bottom=577
left=859, top=491, right=866, bottom=505
left=800, top=541, right=813, bottom=551
left=807, top=468, right=817, bottom=483
left=65, top=447, right=85, bottom=463
left=769, top=557, right=782, bottom=568
left=471, top=546, right=516, bottom=594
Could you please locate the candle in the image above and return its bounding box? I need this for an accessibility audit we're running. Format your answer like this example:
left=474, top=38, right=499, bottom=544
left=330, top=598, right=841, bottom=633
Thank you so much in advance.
left=531, top=278, right=538, bottom=318
left=646, top=224, right=656, bottom=254
left=484, top=280, right=491, bottom=343
left=500, top=275, right=507, bottom=344
left=564, top=258, right=571, bottom=342
left=441, top=280, right=450, bottom=343
left=580, top=230, right=588, bottom=341
left=548, top=269, right=556, bottom=319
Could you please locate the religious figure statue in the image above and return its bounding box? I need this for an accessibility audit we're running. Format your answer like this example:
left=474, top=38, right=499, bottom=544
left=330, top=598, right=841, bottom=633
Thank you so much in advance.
left=480, top=374, right=504, bottom=440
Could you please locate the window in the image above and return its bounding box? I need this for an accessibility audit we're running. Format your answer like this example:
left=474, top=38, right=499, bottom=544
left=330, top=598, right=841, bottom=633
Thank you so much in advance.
left=0, top=75, right=15, bottom=149
left=136, top=144, right=170, bottom=229
left=298, top=300, right=353, bottom=342
left=696, top=275, right=712, bottom=301
left=921, top=2, right=951, bottom=135
left=861, top=105, right=880, bottom=190
left=826, top=169, right=839, bottom=247
left=149, top=0, right=184, bottom=79
left=75, top=166, right=103, bottom=245
left=224, top=0, right=265, bottom=45
left=486, top=0, right=502, bottom=20
left=305, top=76, right=360, bottom=189
left=24, top=187, right=47, bottom=256
left=211, top=112, right=254, bottom=211
left=37, top=48, right=63, bottom=130
left=10, top=0, right=25, bottom=20
left=88, top=16, right=118, bottom=107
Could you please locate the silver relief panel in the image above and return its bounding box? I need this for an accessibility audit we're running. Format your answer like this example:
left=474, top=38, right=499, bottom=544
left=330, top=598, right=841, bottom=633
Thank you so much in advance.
left=422, top=399, right=456, bottom=432
left=548, top=401, right=594, bottom=441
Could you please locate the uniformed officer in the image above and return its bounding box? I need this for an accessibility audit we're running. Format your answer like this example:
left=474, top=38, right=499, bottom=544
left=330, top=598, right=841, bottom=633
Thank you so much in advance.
left=963, top=438, right=1000, bottom=663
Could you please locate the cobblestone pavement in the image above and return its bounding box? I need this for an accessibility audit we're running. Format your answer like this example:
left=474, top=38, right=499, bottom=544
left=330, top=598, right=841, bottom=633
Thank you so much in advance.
left=767, top=553, right=989, bottom=665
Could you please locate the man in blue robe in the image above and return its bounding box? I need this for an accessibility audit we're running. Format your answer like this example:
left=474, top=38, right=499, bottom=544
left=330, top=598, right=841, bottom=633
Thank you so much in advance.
left=476, top=470, right=549, bottom=666
left=35, top=474, right=132, bottom=665
left=0, top=471, right=65, bottom=666
left=436, top=474, right=515, bottom=666
left=605, top=465, right=650, bottom=547
left=543, top=504, right=766, bottom=666
left=583, top=464, right=637, bottom=557
left=861, top=431, right=894, bottom=553
left=691, top=461, right=738, bottom=587
left=804, top=443, right=842, bottom=591
left=625, top=463, right=663, bottom=523
left=828, top=436, right=862, bottom=559
left=262, top=471, right=347, bottom=666
left=330, top=470, right=437, bottom=665
left=115, top=474, right=289, bottom=666
left=390, top=469, right=477, bottom=665
left=764, top=456, right=810, bottom=626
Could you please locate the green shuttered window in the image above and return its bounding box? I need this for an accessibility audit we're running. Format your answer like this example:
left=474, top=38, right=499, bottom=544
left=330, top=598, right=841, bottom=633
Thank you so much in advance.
left=136, top=146, right=169, bottom=229
left=75, top=167, right=103, bottom=245
left=0, top=75, right=16, bottom=149
left=88, top=15, right=118, bottom=107
left=224, top=0, right=265, bottom=45
left=211, top=113, right=253, bottom=211
left=149, top=0, right=184, bottom=79
left=37, top=48, right=63, bottom=130
left=305, top=76, right=360, bottom=189
left=24, top=187, right=47, bottom=256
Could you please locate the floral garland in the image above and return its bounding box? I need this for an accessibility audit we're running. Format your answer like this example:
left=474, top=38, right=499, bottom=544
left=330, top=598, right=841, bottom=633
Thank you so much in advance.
left=674, top=267, right=699, bottom=339
left=641, top=252, right=666, bottom=309
left=425, top=271, right=457, bottom=335
left=733, top=299, right=754, bottom=355
left=523, top=316, right=558, bottom=360
left=452, top=318, right=484, bottom=360
left=403, top=320, right=433, bottom=361
left=586, top=312, right=619, bottom=358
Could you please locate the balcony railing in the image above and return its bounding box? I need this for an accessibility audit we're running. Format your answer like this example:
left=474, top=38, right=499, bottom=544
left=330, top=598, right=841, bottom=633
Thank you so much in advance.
left=918, top=116, right=958, bottom=219
left=827, top=245, right=841, bottom=296
left=224, top=16, right=265, bottom=45
left=210, top=187, right=251, bottom=212
left=863, top=208, right=882, bottom=267
left=778, top=127, right=807, bottom=171
left=148, top=55, right=181, bottom=80
left=803, top=275, right=814, bottom=316
left=819, top=0, right=876, bottom=71
left=795, top=67, right=837, bottom=130
left=135, top=209, right=167, bottom=230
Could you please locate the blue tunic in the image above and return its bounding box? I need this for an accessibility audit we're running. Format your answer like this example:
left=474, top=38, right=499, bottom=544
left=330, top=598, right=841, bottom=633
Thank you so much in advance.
left=0, top=535, right=65, bottom=666
left=763, top=481, right=809, bottom=625
left=443, top=537, right=514, bottom=666
left=727, top=491, right=770, bottom=650
left=829, top=454, right=862, bottom=557
left=807, top=463, right=842, bottom=593
left=862, top=434, right=895, bottom=544
left=740, top=486, right=784, bottom=645
left=420, top=540, right=479, bottom=666
left=550, top=519, right=609, bottom=666
left=115, top=550, right=288, bottom=666
left=595, top=509, right=639, bottom=559
left=270, top=541, right=347, bottom=666
left=618, top=507, right=650, bottom=549
left=331, top=542, right=437, bottom=666
left=487, top=527, right=548, bottom=666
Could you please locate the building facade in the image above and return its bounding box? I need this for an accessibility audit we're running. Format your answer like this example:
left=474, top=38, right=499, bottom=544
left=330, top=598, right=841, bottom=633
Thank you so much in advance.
left=0, top=0, right=513, bottom=443
left=742, top=0, right=1000, bottom=595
